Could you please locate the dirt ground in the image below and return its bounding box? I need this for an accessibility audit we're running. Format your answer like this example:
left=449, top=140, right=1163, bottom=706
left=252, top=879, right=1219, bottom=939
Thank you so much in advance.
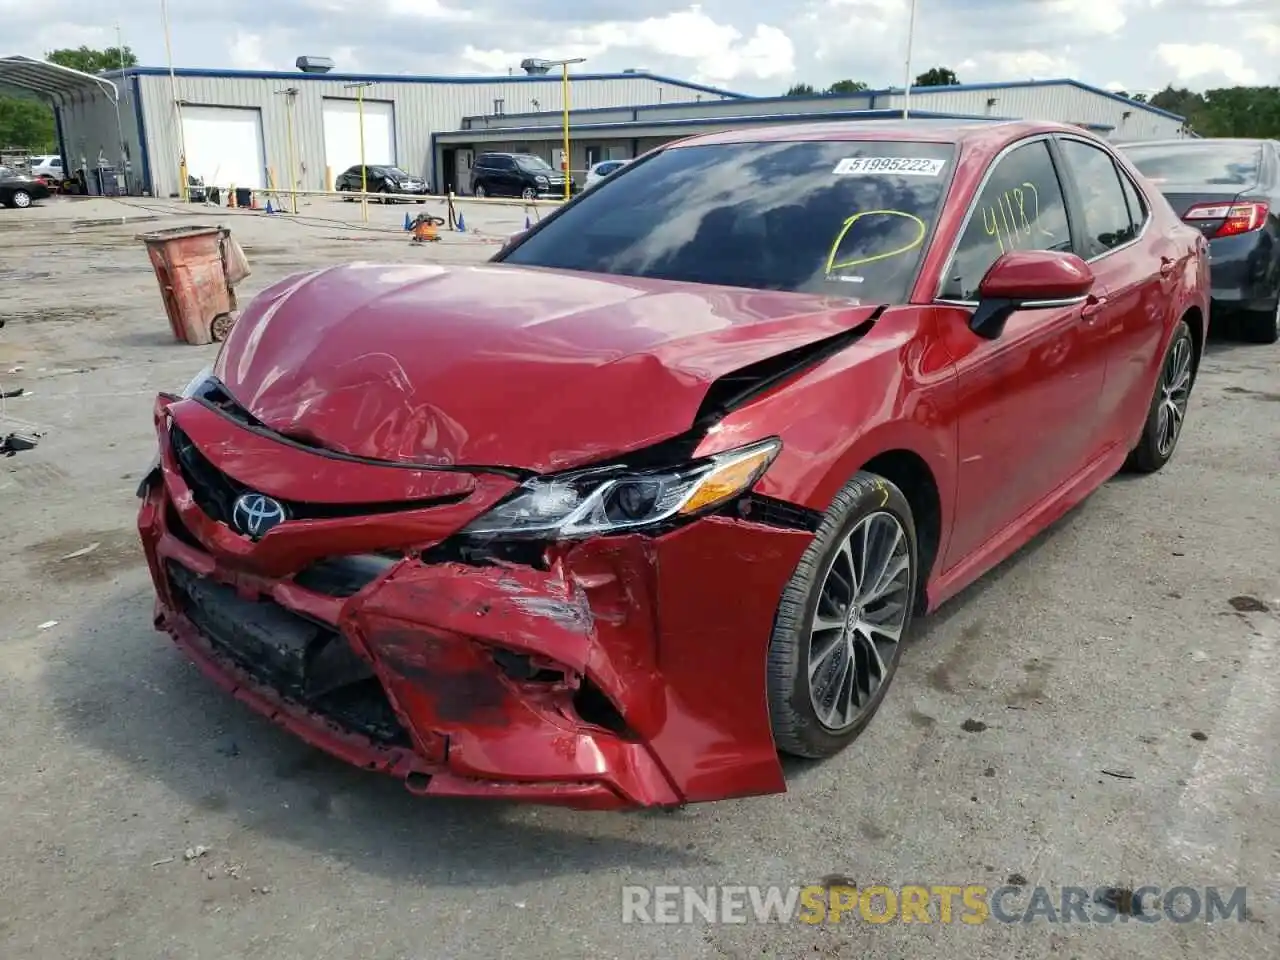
left=0, top=194, right=1277, bottom=960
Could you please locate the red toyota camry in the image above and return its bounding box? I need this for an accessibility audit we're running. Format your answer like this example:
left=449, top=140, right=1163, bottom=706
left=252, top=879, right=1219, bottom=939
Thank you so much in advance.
left=137, top=120, right=1209, bottom=810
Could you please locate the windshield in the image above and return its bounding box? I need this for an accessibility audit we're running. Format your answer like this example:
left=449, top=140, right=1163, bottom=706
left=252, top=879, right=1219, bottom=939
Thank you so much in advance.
left=380, top=166, right=411, bottom=179
left=499, top=139, right=956, bottom=302
left=516, top=155, right=554, bottom=173
left=1120, top=142, right=1262, bottom=186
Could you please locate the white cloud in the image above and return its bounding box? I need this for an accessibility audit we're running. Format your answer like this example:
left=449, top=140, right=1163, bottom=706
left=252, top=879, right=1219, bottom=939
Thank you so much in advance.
left=1248, top=23, right=1280, bottom=55
left=970, top=49, right=1077, bottom=81
left=228, top=31, right=271, bottom=71
left=461, top=6, right=794, bottom=84
left=1, top=0, right=1273, bottom=96
left=1156, top=42, right=1261, bottom=85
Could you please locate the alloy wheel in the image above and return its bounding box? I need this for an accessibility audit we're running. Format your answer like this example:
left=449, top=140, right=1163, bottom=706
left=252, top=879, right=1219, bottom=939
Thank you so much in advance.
left=1156, top=335, right=1192, bottom=457
left=13, top=190, right=31, bottom=208
left=475, top=184, right=487, bottom=198
left=521, top=187, right=536, bottom=200
left=807, top=511, right=912, bottom=731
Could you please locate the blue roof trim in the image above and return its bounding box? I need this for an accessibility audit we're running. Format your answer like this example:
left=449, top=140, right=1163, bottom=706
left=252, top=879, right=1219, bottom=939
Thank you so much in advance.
left=463, top=77, right=1186, bottom=125
left=437, top=109, right=1019, bottom=139
left=101, top=65, right=747, bottom=100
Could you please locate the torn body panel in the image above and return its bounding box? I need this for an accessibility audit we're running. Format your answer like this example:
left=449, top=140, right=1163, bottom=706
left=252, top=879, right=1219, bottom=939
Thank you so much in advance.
left=139, top=410, right=814, bottom=806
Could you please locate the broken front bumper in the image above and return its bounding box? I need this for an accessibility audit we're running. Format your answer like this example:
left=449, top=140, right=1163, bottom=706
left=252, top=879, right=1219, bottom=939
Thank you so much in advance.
left=138, top=395, right=813, bottom=809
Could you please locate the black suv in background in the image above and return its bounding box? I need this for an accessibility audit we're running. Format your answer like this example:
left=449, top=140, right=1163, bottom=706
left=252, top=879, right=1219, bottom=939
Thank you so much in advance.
left=335, top=164, right=429, bottom=202
left=469, top=153, right=574, bottom=198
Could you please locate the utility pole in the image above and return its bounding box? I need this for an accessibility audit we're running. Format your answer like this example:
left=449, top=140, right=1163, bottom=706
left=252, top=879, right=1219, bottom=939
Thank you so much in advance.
left=274, top=87, right=300, bottom=212
left=344, top=81, right=375, bottom=222
left=903, top=0, right=919, bottom=119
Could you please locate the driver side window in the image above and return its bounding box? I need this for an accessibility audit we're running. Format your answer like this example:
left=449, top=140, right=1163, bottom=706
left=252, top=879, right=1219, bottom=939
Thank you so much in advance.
left=940, top=140, right=1072, bottom=301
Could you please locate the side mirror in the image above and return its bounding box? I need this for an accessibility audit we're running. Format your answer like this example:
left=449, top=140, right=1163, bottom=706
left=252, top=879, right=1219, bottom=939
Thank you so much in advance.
left=969, top=250, right=1095, bottom=339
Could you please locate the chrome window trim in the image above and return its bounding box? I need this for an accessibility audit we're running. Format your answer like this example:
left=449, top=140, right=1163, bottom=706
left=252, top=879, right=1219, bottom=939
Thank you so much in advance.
left=1055, top=134, right=1152, bottom=262
left=931, top=133, right=1059, bottom=302
left=934, top=295, right=1088, bottom=310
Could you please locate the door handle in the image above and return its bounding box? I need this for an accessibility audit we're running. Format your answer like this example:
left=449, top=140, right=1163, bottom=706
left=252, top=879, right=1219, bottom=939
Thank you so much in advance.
left=1159, top=256, right=1176, bottom=277
left=1081, top=295, right=1108, bottom=319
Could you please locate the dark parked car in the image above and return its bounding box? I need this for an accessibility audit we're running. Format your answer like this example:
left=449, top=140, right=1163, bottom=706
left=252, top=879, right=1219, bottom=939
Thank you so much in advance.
left=140, top=120, right=1208, bottom=810
left=470, top=152, right=573, bottom=199
left=0, top=166, right=51, bottom=208
left=1118, top=138, right=1279, bottom=343
left=335, top=164, right=428, bottom=202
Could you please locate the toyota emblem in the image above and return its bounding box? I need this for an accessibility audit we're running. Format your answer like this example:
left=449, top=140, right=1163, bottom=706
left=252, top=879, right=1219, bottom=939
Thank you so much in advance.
left=231, top=492, right=288, bottom=539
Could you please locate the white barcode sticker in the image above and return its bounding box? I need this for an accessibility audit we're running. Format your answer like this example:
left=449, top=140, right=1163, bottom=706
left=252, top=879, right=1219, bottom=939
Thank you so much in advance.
left=833, top=156, right=946, bottom=176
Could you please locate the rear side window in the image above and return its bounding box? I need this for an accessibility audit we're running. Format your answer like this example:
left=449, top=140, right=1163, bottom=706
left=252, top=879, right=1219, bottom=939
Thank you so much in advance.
left=1058, top=139, right=1136, bottom=255
left=1118, top=169, right=1148, bottom=235
left=940, top=139, right=1072, bottom=301
left=1120, top=141, right=1262, bottom=187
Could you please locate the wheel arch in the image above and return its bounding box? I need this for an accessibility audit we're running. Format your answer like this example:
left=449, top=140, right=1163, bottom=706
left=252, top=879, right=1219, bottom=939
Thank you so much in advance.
left=856, top=449, right=944, bottom=613
left=1181, top=304, right=1205, bottom=379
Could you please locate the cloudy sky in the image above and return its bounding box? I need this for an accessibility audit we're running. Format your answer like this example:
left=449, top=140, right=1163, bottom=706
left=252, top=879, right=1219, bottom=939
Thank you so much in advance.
left=5, top=0, right=1278, bottom=95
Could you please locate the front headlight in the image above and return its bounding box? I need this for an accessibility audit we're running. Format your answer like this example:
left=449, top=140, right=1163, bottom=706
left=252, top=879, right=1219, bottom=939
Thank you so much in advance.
left=181, top=364, right=214, bottom=398
left=462, top=438, right=781, bottom=540
left=145, top=364, right=212, bottom=477
left=536, top=175, right=549, bottom=185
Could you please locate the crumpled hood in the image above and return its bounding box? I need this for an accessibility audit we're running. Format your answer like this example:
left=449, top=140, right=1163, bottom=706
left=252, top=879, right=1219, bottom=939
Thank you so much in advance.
left=213, top=262, right=878, bottom=473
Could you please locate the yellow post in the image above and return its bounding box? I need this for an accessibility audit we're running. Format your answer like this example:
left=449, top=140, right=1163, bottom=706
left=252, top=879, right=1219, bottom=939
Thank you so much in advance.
left=357, top=85, right=368, bottom=223
left=284, top=96, right=297, bottom=213
left=561, top=63, right=571, bottom=201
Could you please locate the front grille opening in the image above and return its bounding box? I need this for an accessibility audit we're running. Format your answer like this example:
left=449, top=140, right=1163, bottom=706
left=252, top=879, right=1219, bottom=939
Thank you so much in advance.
left=165, top=561, right=410, bottom=746
left=168, top=424, right=470, bottom=527
left=731, top=492, right=822, bottom=532
left=492, top=649, right=565, bottom=683
left=573, top=676, right=634, bottom=738
left=165, top=499, right=202, bottom=549
left=294, top=553, right=402, bottom=598
left=421, top=536, right=551, bottom=570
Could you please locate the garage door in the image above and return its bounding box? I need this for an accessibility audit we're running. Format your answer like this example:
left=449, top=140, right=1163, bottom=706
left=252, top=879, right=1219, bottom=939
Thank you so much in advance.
left=323, top=98, right=396, bottom=177
left=181, top=106, right=266, bottom=190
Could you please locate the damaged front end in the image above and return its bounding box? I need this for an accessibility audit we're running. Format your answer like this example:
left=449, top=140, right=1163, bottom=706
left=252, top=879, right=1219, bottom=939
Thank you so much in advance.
left=137, top=386, right=818, bottom=809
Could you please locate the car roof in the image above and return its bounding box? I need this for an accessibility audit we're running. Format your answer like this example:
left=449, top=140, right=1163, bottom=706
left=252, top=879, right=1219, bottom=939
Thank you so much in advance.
left=1118, top=137, right=1266, bottom=148
left=669, top=119, right=1086, bottom=150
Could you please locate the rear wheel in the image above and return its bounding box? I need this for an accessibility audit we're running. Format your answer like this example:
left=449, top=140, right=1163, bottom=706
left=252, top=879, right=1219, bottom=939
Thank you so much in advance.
left=1125, top=320, right=1194, bottom=473
left=338, top=184, right=353, bottom=202
left=1239, top=298, right=1280, bottom=345
left=767, top=472, right=917, bottom=759
left=10, top=189, right=32, bottom=209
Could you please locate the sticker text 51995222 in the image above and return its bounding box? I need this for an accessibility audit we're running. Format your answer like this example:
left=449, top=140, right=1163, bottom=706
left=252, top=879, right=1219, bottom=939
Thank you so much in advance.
left=833, top=157, right=947, bottom=177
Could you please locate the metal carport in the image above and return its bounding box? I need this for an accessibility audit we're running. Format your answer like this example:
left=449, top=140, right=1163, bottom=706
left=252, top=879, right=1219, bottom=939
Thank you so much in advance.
left=0, top=55, right=125, bottom=188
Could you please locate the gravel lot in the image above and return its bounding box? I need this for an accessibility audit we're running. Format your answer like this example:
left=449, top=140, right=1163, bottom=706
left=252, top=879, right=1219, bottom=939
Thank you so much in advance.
left=1, top=194, right=1276, bottom=960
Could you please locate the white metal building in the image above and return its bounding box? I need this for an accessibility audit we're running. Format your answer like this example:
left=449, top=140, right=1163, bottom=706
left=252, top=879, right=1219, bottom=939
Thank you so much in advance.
left=436, top=79, right=1189, bottom=190
left=0, top=57, right=1189, bottom=200
left=44, top=65, right=745, bottom=198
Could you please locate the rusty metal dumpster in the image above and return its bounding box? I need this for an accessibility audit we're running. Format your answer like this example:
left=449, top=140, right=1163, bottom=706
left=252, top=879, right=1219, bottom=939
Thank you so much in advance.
left=139, top=225, right=245, bottom=345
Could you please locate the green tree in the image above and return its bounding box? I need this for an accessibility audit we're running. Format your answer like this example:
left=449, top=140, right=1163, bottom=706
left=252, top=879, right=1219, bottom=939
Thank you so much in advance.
left=0, top=95, right=56, bottom=152
left=914, top=66, right=959, bottom=87
left=1130, top=92, right=1148, bottom=103
left=0, top=46, right=136, bottom=154
left=45, top=45, right=137, bottom=74
left=785, top=82, right=817, bottom=96
left=826, top=79, right=869, bottom=95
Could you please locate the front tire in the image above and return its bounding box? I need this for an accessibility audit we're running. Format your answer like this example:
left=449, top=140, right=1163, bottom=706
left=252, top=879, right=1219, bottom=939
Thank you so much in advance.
left=1125, top=319, right=1194, bottom=474
left=767, top=472, right=918, bottom=759
left=10, top=189, right=32, bottom=209
left=1239, top=299, right=1280, bottom=345
left=474, top=183, right=487, bottom=199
